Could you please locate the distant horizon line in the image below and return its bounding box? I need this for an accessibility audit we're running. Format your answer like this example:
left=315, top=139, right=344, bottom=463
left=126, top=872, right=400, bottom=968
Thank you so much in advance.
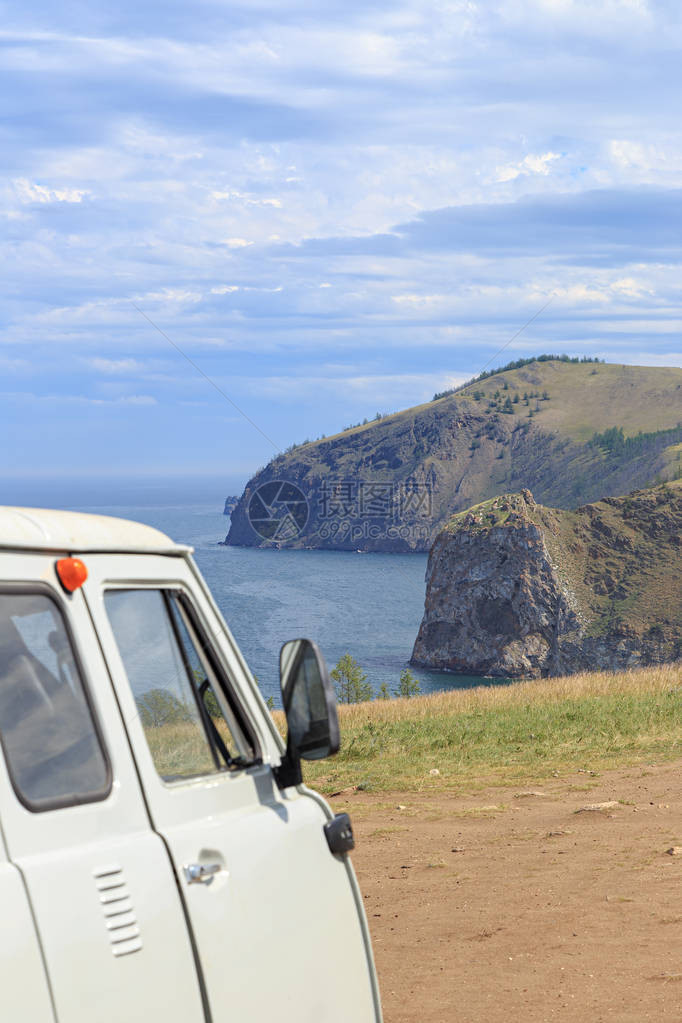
left=0, top=469, right=250, bottom=481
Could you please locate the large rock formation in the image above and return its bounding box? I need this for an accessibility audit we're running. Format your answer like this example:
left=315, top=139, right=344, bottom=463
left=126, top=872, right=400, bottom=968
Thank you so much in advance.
left=411, top=483, right=682, bottom=678
left=226, top=359, right=682, bottom=552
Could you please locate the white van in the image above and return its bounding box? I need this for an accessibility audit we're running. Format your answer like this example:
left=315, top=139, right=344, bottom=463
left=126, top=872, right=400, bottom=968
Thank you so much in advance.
left=0, top=507, right=382, bottom=1022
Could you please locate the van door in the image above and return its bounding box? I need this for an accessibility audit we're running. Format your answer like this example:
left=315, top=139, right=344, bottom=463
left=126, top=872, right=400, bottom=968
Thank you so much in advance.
left=0, top=556, right=206, bottom=1023
left=84, top=552, right=380, bottom=1023
left=0, top=828, right=54, bottom=1020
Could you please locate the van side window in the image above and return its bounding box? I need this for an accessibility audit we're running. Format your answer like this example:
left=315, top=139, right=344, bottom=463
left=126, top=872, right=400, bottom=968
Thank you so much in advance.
left=104, top=589, right=255, bottom=782
left=0, top=593, right=110, bottom=810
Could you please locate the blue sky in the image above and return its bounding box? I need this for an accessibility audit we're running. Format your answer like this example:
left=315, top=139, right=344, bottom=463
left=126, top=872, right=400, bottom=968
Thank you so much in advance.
left=2, top=0, right=682, bottom=485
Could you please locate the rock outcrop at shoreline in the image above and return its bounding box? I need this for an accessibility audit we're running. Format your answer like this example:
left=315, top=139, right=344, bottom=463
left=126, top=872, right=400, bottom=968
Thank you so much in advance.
left=223, top=495, right=239, bottom=515
left=411, top=482, right=682, bottom=678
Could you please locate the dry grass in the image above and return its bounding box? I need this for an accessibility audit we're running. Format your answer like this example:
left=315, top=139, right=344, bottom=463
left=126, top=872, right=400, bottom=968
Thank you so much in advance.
left=298, top=663, right=682, bottom=793
left=143, top=717, right=240, bottom=780
left=335, top=661, right=682, bottom=721
left=142, top=664, right=682, bottom=792
left=497, top=361, right=682, bottom=442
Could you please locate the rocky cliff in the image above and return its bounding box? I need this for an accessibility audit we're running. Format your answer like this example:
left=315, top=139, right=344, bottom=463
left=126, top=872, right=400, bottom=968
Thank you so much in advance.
left=226, top=359, right=682, bottom=551
left=411, top=482, right=682, bottom=678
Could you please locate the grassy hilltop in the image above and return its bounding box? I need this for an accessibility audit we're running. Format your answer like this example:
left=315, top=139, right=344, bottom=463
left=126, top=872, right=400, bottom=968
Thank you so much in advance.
left=452, top=358, right=682, bottom=443
left=226, top=358, right=682, bottom=551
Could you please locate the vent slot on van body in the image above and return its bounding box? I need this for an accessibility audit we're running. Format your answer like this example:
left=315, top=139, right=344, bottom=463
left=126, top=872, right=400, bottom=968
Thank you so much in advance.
left=93, top=864, right=143, bottom=957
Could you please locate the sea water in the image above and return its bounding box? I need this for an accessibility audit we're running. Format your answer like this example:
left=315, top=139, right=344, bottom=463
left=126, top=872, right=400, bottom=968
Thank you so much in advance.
left=9, top=475, right=506, bottom=708
left=73, top=499, right=509, bottom=707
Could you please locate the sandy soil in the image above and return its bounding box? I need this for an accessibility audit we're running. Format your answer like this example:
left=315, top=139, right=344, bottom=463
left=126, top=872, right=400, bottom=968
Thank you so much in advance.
left=332, top=758, right=682, bottom=1022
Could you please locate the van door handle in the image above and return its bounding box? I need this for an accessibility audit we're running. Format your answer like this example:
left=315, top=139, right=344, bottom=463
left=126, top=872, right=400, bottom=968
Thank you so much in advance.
left=183, top=862, right=223, bottom=885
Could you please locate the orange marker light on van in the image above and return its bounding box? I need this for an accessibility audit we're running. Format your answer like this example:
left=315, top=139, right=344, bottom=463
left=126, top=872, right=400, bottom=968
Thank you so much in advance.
left=56, top=557, right=88, bottom=592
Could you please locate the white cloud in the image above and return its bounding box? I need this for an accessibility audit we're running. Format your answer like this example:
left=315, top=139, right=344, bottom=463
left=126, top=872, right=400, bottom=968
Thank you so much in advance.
left=502, top=0, right=654, bottom=37
left=120, top=122, right=204, bottom=162
left=77, top=393, right=158, bottom=406
left=86, top=357, right=146, bottom=374
left=609, top=139, right=649, bottom=169
left=610, top=277, right=652, bottom=298
left=139, top=288, right=202, bottom=305
left=117, top=395, right=157, bottom=406
left=627, top=351, right=682, bottom=367
left=391, top=292, right=447, bottom=306
left=607, top=138, right=682, bottom=185
left=14, top=178, right=90, bottom=204
left=532, top=0, right=649, bottom=15
left=495, top=152, right=561, bottom=183
left=210, top=190, right=282, bottom=208
left=237, top=371, right=468, bottom=406
left=3, top=3, right=682, bottom=477
left=1, top=390, right=157, bottom=406
left=63, top=393, right=157, bottom=406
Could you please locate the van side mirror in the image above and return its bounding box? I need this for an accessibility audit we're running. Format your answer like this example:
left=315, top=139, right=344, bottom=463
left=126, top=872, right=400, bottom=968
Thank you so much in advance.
left=274, top=639, right=340, bottom=789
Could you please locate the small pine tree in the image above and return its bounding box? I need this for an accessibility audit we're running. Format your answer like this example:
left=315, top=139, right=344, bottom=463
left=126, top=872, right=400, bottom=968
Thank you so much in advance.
left=137, top=689, right=194, bottom=728
left=331, top=654, right=373, bottom=704
left=377, top=682, right=391, bottom=700
left=394, top=668, right=421, bottom=699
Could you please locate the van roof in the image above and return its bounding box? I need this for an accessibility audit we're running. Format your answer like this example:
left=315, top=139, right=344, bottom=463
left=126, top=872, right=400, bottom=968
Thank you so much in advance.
left=0, top=507, right=190, bottom=555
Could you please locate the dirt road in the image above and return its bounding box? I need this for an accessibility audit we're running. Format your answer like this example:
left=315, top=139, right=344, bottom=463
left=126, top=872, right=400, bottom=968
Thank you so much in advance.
left=334, top=759, right=682, bottom=1022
